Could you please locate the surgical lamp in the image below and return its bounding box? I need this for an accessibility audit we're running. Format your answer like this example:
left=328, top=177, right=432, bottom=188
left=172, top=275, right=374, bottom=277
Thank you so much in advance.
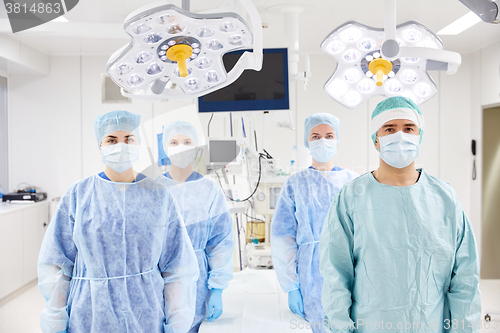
left=321, top=0, right=462, bottom=108
left=106, top=0, right=263, bottom=100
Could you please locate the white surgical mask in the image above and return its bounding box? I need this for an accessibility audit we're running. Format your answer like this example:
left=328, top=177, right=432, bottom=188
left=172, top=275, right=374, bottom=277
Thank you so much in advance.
left=167, top=144, right=196, bottom=168
left=101, top=143, right=140, bottom=173
left=308, top=138, right=338, bottom=163
left=379, top=131, right=420, bottom=169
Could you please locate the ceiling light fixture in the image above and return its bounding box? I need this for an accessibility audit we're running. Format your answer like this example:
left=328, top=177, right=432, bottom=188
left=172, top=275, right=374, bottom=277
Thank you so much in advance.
left=321, top=0, right=462, bottom=108
left=437, top=11, right=482, bottom=35
left=106, top=0, right=263, bottom=100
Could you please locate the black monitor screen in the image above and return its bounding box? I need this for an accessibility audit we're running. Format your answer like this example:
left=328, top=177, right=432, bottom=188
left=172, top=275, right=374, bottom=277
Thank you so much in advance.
left=198, top=48, right=289, bottom=112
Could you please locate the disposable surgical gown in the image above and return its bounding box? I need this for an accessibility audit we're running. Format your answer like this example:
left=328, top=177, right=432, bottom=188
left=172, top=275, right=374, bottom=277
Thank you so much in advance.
left=38, top=173, right=199, bottom=333
left=320, top=170, right=481, bottom=333
left=160, top=172, right=234, bottom=333
left=271, top=167, right=358, bottom=333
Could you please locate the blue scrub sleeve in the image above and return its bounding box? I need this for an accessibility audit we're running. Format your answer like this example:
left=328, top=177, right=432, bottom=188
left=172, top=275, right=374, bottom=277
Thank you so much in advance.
left=160, top=194, right=200, bottom=333
left=319, top=187, right=354, bottom=333
left=38, top=192, right=77, bottom=333
left=271, top=180, right=300, bottom=293
left=206, top=188, right=234, bottom=290
left=447, top=207, right=481, bottom=329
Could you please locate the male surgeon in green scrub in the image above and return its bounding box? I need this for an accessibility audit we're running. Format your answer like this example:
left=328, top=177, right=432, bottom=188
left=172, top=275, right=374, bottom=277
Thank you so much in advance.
left=320, top=96, right=481, bottom=333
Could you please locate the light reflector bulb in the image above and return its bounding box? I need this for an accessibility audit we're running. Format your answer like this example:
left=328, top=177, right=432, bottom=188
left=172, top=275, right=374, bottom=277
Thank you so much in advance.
left=204, top=70, right=219, bottom=83
left=344, top=68, right=361, bottom=83
left=146, top=63, right=163, bottom=75
left=136, top=52, right=153, bottom=64
left=115, top=63, right=133, bottom=76
left=403, top=57, right=418, bottom=63
left=344, top=91, right=361, bottom=107
left=168, top=24, right=185, bottom=34
left=358, top=78, right=375, bottom=93
left=184, top=78, right=199, bottom=91
left=133, top=24, right=152, bottom=35
left=144, top=33, right=163, bottom=44
left=128, top=74, right=144, bottom=87
left=385, top=79, right=402, bottom=93
left=328, top=41, right=345, bottom=54
left=340, top=27, right=362, bottom=42
left=219, top=22, right=238, bottom=33
left=414, top=82, right=432, bottom=97
left=343, top=49, right=360, bottom=62
left=157, top=14, right=176, bottom=25
left=206, top=40, right=224, bottom=51
left=400, top=69, right=418, bottom=84
left=194, top=57, right=213, bottom=70
left=228, top=35, right=245, bottom=46
left=402, top=28, right=422, bottom=42
left=174, top=67, right=192, bottom=77
left=357, top=38, right=376, bottom=51
left=196, top=27, right=215, bottom=38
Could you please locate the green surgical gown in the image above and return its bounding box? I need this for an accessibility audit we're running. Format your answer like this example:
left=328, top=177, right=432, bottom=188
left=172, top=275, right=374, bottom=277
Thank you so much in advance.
left=319, top=170, right=481, bottom=333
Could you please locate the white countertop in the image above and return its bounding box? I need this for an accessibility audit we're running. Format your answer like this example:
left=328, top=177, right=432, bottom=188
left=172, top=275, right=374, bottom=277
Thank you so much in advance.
left=0, top=200, right=49, bottom=216
left=200, top=268, right=312, bottom=333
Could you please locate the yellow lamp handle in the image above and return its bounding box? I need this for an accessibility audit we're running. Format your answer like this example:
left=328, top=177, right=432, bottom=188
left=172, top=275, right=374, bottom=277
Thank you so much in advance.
left=376, top=67, right=384, bottom=86
left=175, top=52, right=188, bottom=78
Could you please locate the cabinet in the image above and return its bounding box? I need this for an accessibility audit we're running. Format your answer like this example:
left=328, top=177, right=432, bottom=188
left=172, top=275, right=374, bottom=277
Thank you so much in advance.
left=0, top=202, right=49, bottom=300
left=0, top=211, right=24, bottom=300
left=22, top=203, right=49, bottom=284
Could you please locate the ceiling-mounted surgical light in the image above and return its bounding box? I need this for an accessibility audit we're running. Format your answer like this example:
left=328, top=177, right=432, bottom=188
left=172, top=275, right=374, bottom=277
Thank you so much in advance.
left=106, top=0, right=263, bottom=100
left=321, top=0, right=462, bottom=109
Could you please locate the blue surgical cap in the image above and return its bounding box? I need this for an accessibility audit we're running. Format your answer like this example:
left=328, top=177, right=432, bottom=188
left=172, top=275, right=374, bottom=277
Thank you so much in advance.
left=370, top=96, right=425, bottom=146
left=94, top=110, right=141, bottom=147
left=304, top=113, right=340, bottom=147
left=162, top=121, right=199, bottom=150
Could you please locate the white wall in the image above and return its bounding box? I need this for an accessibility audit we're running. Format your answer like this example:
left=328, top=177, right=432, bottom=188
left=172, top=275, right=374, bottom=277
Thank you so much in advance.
left=9, top=57, right=82, bottom=198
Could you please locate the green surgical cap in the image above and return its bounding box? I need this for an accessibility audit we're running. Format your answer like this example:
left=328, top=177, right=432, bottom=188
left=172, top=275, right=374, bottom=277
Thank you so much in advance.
left=370, top=96, right=424, bottom=146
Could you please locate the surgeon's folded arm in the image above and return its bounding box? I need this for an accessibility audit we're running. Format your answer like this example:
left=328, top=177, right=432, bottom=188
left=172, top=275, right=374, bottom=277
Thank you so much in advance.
left=319, top=187, right=355, bottom=333
left=271, top=182, right=301, bottom=293
left=160, top=199, right=199, bottom=333
left=447, top=209, right=481, bottom=332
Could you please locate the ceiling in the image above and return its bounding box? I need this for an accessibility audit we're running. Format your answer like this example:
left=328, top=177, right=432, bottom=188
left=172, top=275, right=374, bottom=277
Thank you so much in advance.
left=0, top=0, right=499, bottom=56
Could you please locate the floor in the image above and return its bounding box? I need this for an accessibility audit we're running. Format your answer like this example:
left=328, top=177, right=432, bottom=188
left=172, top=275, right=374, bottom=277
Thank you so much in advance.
left=0, top=280, right=499, bottom=333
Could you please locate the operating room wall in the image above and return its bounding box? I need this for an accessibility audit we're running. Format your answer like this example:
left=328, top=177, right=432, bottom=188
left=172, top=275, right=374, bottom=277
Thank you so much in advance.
left=6, top=53, right=478, bottom=251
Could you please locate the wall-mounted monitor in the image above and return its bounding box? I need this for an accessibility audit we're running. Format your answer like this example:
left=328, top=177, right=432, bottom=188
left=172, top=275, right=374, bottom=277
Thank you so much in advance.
left=198, top=48, right=289, bottom=113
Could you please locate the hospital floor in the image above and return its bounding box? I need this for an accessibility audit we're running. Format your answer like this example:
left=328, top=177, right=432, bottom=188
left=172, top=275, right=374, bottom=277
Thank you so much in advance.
left=1, top=280, right=499, bottom=333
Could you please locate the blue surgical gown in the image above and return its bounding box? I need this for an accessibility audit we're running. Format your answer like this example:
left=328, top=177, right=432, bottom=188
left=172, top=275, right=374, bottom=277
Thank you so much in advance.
left=160, top=172, right=234, bottom=333
left=38, top=173, right=199, bottom=333
left=320, top=170, right=481, bottom=333
left=271, top=167, right=358, bottom=333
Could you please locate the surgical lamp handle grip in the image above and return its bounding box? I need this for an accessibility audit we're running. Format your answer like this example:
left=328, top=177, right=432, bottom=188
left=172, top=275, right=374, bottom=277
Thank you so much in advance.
left=398, top=47, right=462, bottom=74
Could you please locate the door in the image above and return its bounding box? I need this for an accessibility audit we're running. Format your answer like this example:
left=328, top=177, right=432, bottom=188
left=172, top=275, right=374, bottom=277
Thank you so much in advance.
left=481, top=106, right=500, bottom=278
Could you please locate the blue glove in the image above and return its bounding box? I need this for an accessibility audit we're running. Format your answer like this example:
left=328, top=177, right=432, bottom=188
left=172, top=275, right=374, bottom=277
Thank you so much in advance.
left=207, top=288, right=223, bottom=322
left=288, top=289, right=305, bottom=318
